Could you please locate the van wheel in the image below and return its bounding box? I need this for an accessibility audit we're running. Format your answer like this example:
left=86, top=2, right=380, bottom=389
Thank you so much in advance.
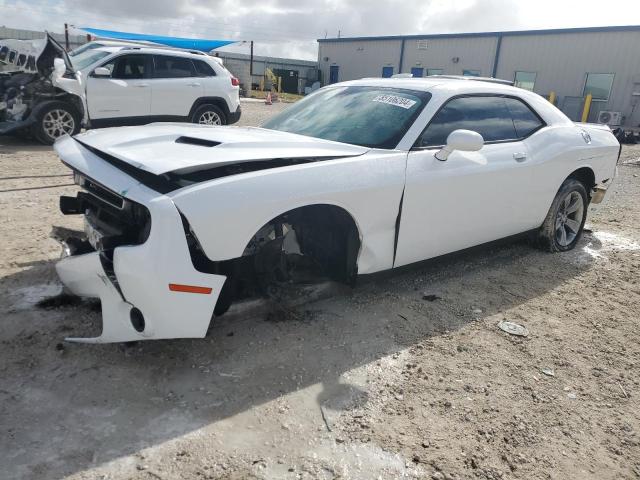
left=32, top=101, right=81, bottom=145
left=535, top=178, right=588, bottom=252
left=191, top=104, right=227, bottom=126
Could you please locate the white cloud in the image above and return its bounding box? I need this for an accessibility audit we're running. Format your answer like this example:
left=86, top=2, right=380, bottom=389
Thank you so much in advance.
left=1, top=0, right=639, bottom=60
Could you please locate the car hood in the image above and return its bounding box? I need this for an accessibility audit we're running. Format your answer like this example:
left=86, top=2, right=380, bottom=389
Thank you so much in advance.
left=73, top=123, right=370, bottom=175
left=0, top=33, right=73, bottom=75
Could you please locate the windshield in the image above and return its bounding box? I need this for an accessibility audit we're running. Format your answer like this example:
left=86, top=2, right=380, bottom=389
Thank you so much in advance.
left=70, top=50, right=110, bottom=70
left=262, top=86, right=431, bottom=149
left=69, top=42, right=104, bottom=57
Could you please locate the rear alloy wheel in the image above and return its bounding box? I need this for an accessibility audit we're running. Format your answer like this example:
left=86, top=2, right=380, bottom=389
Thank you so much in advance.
left=191, top=104, right=227, bottom=126
left=32, top=101, right=81, bottom=145
left=535, top=178, right=588, bottom=252
left=554, top=191, right=584, bottom=247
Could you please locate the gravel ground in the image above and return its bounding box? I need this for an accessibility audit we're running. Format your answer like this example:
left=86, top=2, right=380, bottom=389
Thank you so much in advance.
left=1, top=103, right=639, bottom=480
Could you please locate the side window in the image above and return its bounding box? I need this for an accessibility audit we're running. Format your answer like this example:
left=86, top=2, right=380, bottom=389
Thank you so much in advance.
left=504, top=97, right=544, bottom=138
left=193, top=60, right=216, bottom=77
left=104, top=55, right=148, bottom=79
left=112, top=55, right=148, bottom=80
left=153, top=55, right=196, bottom=78
left=419, top=96, right=517, bottom=147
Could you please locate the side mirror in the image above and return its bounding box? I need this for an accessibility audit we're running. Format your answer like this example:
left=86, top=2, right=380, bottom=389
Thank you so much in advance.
left=53, top=57, right=66, bottom=77
left=435, top=129, right=484, bottom=161
left=92, top=67, right=111, bottom=77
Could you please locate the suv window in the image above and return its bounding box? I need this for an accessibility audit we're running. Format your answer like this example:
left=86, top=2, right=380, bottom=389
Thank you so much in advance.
left=503, top=97, right=544, bottom=138
left=153, top=55, right=195, bottom=78
left=193, top=60, right=216, bottom=77
left=101, top=54, right=149, bottom=79
left=419, top=96, right=517, bottom=147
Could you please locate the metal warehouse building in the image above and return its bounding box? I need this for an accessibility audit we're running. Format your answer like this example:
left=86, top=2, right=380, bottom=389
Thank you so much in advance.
left=317, top=25, right=640, bottom=127
left=214, top=51, right=318, bottom=95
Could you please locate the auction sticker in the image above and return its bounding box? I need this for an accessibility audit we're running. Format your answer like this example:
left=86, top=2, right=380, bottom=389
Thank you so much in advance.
left=372, top=94, right=417, bottom=109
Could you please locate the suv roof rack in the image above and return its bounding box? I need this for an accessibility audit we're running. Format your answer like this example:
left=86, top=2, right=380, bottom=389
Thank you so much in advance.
left=429, top=75, right=514, bottom=86
left=113, top=42, right=208, bottom=56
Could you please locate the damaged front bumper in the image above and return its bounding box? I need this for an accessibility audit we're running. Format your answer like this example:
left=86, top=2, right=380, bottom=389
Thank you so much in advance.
left=53, top=136, right=226, bottom=343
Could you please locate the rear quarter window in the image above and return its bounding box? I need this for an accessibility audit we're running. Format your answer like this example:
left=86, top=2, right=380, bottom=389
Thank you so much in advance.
left=503, top=97, right=545, bottom=137
left=194, top=60, right=216, bottom=77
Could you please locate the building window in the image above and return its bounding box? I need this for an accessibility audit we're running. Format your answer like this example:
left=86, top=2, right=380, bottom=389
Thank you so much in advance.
left=583, top=73, right=614, bottom=101
left=462, top=69, right=480, bottom=76
left=514, top=71, right=536, bottom=91
left=426, top=68, right=443, bottom=76
left=417, top=39, right=428, bottom=50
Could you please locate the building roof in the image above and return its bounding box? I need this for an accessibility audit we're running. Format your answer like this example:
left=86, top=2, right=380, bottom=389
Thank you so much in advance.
left=215, top=50, right=317, bottom=67
left=317, top=24, right=640, bottom=43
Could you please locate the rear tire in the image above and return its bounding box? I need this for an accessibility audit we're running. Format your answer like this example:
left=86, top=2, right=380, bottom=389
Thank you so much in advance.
left=32, top=101, right=81, bottom=145
left=191, top=104, right=227, bottom=126
left=535, top=178, right=588, bottom=252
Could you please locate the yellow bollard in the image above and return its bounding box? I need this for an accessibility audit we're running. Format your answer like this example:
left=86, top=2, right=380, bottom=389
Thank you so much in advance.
left=548, top=91, right=556, bottom=105
left=581, top=93, right=593, bottom=123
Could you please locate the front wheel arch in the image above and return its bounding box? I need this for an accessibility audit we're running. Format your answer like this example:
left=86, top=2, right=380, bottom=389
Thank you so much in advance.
left=214, top=204, right=362, bottom=315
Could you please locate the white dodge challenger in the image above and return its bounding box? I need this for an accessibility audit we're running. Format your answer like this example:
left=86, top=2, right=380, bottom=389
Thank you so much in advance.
left=52, top=76, right=620, bottom=343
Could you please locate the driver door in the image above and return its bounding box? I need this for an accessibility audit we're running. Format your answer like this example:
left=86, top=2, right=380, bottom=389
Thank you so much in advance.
left=86, top=54, right=152, bottom=121
left=394, top=95, right=544, bottom=267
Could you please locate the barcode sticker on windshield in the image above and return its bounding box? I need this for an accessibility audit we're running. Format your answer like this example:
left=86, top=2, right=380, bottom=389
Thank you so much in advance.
left=372, top=95, right=417, bottom=109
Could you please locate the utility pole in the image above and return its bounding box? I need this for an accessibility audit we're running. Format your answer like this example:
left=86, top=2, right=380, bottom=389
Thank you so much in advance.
left=249, top=40, right=254, bottom=76
left=64, top=23, right=70, bottom=51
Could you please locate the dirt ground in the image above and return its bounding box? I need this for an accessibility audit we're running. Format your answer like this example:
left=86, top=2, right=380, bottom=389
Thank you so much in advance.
left=1, top=102, right=639, bottom=480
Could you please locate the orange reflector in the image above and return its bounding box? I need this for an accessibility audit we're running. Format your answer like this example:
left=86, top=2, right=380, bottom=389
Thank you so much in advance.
left=168, top=283, right=212, bottom=294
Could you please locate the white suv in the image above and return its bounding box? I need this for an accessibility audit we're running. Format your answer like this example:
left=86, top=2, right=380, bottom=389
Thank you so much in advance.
left=0, top=36, right=241, bottom=144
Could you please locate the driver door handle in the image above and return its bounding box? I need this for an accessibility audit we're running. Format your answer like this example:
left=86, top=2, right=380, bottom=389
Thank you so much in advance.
left=187, top=82, right=201, bottom=87
left=513, top=152, right=527, bottom=162
left=134, top=83, right=150, bottom=88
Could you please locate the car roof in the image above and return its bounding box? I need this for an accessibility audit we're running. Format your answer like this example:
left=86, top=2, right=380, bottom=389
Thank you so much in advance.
left=339, top=76, right=522, bottom=94
left=335, top=76, right=573, bottom=126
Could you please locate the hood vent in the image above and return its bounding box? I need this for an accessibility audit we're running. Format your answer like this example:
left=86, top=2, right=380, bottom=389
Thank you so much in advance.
left=175, top=136, right=221, bottom=147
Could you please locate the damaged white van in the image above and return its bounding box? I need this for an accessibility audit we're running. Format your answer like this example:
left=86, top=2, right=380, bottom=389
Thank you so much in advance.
left=1, top=34, right=241, bottom=144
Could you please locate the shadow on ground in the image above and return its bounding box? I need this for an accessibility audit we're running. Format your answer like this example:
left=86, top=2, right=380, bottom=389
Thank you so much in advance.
left=0, top=135, right=52, bottom=153
left=0, top=233, right=604, bottom=479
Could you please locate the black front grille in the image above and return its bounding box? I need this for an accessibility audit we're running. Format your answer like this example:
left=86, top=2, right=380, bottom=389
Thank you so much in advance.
left=83, top=178, right=124, bottom=209
left=62, top=172, right=152, bottom=252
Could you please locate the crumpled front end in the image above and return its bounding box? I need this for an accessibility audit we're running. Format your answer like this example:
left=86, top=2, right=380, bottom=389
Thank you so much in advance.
left=53, top=136, right=226, bottom=343
left=0, top=34, right=85, bottom=135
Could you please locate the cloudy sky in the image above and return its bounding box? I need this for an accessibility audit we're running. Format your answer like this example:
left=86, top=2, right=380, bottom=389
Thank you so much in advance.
left=1, top=0, right=640, bottom=60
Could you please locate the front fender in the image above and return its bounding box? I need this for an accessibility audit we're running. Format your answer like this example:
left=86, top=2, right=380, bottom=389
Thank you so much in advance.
left=170, top=151, right=407, bottom=275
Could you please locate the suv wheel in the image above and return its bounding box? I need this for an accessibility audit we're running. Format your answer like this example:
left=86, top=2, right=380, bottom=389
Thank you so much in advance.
left=191, top=104, right=227, bottom=126
left=32, top=101, right=81, bottom=145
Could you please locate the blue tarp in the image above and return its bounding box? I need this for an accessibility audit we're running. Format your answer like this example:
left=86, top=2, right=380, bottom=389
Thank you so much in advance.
left=79, top=27, right=235, bottom=52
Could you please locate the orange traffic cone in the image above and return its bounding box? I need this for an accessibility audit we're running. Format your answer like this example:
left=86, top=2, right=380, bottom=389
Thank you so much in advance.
left=265, top=92, right=272, bottom=105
